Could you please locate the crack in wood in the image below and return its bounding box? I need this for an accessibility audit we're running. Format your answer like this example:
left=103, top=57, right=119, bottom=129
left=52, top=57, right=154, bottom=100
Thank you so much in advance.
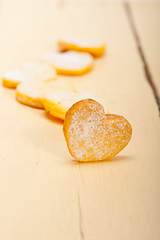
left=124, top=2, right=160, bottom=113
left=78, top=164, right=85, bottom=240
left=78, top=191, right=85, bottom=240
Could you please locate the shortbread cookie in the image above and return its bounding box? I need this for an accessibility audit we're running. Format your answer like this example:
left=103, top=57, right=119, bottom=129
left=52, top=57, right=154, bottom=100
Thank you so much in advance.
left=63, top=99, right=132, bottom=161
left=42, top=51, right=93, bottom=76
left=43, top=91, right=105, bottom=120
left=58, top=37, right=106, bottom=57
left=2, top=62, right=56, bottom=88
left=16, top=80, right=75, bottom=109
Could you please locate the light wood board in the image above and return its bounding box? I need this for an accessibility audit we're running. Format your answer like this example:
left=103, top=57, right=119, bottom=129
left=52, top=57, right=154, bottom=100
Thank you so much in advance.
left=130, top=1, right=160, bottom=97
left=0, top=1, right=160, bottom=240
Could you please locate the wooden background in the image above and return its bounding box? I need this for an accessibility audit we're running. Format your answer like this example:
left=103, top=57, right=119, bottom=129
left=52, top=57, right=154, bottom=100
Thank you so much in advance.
left=0, top=1, right=160, bottom=240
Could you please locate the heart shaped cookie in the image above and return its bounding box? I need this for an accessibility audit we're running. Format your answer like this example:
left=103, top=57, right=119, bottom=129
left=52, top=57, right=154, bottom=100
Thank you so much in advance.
left=2, top=62, right=56, bottom=88
left=58, top=37, right=106, bottom=57
left=16, top=80, right=75, bottom=109
left=63, top=99, right=132, bottom=161
left=43, top=90, right=105, bottom=120
left=41, top=51, right=93, bottom=76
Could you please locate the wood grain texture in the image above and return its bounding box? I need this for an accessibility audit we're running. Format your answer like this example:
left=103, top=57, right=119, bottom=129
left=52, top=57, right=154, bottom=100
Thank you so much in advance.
left=0, top=1, right=160, bottom=240
left=130, top=1, right=160, bottom=99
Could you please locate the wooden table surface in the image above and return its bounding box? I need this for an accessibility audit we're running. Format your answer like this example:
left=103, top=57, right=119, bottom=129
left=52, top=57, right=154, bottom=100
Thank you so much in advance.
left=0, top=1, right=160, bottom=240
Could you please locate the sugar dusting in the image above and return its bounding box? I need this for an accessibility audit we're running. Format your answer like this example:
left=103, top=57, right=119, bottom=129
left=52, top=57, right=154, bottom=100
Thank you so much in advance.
left=60, top=37, right=104, bottom=48
left=66, top=101, right=132, bottom=161
left=17, top=80, right=75, bottom=100
left=45, top=91, right=105, bottom=112
left=3, top=62, right=56, bottom=84
left=22, top=62, right=56, bottom=82
left=42, top=51, right=93, bottom=71
left=3, top=69, right=26, bottom=83
left=16, top=95, right=42, bottom=108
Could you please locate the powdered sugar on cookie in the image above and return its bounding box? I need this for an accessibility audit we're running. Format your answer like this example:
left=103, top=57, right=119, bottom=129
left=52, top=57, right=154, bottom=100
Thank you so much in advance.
left=58, top=37, right=106, bottom=57
left=43, top=91, right=105, bottom=120
left=63, top=99, right=132, bottom=161
left=16, top=80, right=75, bottom=109
left=42, top=51, right=93, bottom=75
left=2, top=62, right=56, bottom=88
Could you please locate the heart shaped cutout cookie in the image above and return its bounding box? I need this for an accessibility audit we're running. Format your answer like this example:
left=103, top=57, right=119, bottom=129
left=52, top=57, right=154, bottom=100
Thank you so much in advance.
left=63, top=99, right=132, bottom=161
left=58, top=37, right=106, bottom=57
left=41, top=51, right=93, bottom=76
left=2, top=62, right=56, bottom=89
